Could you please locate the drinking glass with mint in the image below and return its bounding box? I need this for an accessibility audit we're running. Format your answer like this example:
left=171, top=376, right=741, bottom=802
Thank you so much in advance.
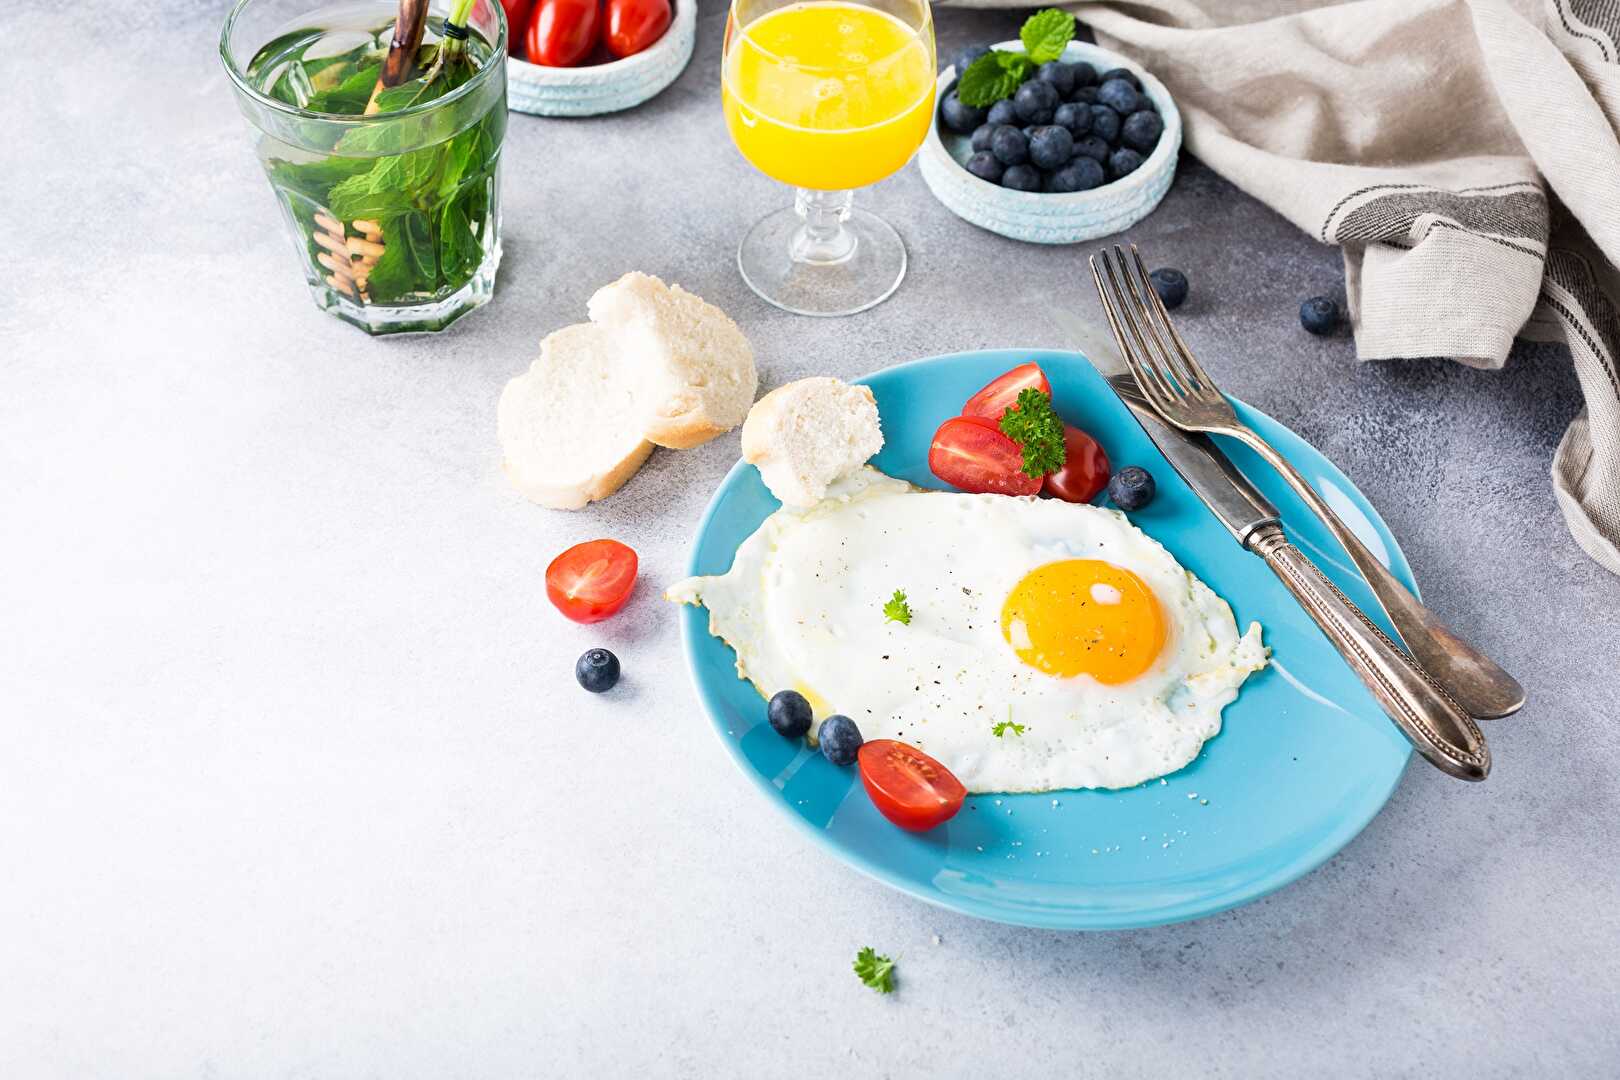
left=221, top=0, right=507, bottom=334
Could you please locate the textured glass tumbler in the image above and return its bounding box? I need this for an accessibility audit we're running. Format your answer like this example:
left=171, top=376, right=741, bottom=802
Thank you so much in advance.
left=220, top=0, right=507, bottom=335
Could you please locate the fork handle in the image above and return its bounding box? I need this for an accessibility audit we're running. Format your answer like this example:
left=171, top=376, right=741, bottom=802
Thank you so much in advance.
left=1229, top=428, right=1524, bottom=721
left=1248, top=524, right=1490, bottom=780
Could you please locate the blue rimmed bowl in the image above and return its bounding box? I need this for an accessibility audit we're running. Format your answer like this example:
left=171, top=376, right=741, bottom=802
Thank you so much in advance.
left=918, top=41, right=1181, bottom=244
left=507, top=0, right=694, bottom=117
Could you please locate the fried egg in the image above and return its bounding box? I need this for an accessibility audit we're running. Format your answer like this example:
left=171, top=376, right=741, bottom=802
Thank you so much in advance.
left=669, top=468, right=1267, bottom=793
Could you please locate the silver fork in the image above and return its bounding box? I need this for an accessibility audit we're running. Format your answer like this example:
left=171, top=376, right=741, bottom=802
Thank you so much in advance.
left=1092, top=244, right=1524, bottom=722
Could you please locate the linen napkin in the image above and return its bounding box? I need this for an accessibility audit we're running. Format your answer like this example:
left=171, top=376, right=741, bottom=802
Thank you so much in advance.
left=942, top=0, right=1620, bottom=575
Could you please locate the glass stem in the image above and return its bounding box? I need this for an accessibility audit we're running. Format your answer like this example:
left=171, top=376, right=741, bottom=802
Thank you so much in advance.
left=790, top=188, right=857, bottom=266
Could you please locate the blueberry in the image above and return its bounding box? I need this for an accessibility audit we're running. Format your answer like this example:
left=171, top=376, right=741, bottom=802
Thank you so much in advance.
left=1073, top=135, right=1110, bottom=163
left=767, top=689, right=813, bottom=738
left=1149, top=267, right=1189, bottom=309
left=1012, top=79, right=1060, bottom=124
left=964, top=150, right=1004, bottom=183
left=989, top=124, right=1029, bottom=166
left=1088, top=104, right=1121, bottom=144
left=1096, top=78, right=1140, bottom=116
left=986, top=99, right=1019, bottom=127
left=1028, top=125, right=1074, bottom=170
left=1035, top=61, right=1075, bottom=98
left=940, top=91, right=988, bottom=134
left=1001, top=163, right=1043, bottom=191
left=1070, top=85, right=1099, bottom=105
left=1053, top=101, right=1092, bottom=136
left=1121, top=109, right=1163, bottom=153
left=970, top=123, right=995, bottom=152
left=950, top=43, right=990, bottom=75
left=1070, top=61, right=1098, bottom=87
left=1108, top=466, right=1156, bottom=510
left=818, top=714, right=863, bottom=766
left=1300, top=296, right=1341, bottom=336
left=1108, top=147, right=1145, bottom=178
left=1046, top=157, right=1105, bottom=192
left=575, top=648, right=620, bottom=693
left=1101, top=67, right=1140, bottom=89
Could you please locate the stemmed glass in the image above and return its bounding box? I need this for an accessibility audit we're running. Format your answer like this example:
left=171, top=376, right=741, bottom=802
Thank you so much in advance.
left=722, top=0, right=936, bottom=316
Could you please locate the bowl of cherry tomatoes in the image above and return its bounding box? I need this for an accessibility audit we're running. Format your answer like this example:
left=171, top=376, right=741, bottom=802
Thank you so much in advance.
left=496, top=0, right=694, bottom=116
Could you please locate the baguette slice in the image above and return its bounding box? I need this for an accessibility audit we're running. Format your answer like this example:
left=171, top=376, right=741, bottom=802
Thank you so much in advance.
left=587, top=272, right=758, bottom=450
left=741, top=377, right=884, bottom=508
left=498, top=323, right=655, bottom=510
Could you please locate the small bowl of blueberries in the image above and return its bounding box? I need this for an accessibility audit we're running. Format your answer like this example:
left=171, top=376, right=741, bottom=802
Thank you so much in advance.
left=918, top=24, right=1181, bottom=245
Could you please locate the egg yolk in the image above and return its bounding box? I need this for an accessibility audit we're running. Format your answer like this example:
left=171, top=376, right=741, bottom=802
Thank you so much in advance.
left=1000, top=559, right=1166, bottom=683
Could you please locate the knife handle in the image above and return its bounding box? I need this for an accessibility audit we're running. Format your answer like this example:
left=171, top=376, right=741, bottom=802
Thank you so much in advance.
left=1247, top=524, right=1490, bottom=781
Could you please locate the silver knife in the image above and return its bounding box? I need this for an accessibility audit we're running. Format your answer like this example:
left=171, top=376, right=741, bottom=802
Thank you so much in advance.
left=1053, top=312, right=1489, bottom=781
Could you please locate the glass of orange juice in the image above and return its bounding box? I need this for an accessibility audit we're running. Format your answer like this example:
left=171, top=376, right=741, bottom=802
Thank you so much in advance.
left=722, top=0, right=936, bottom=316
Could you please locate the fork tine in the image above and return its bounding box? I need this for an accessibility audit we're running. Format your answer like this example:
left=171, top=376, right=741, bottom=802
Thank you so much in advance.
left=1106, top=245, right=1182, bottom=400
left=1095, top=247, right=1172, bottom=403
left=1128, top=244, right=1218, bottom=395
left=1116, top=246, right=1203, bottom=394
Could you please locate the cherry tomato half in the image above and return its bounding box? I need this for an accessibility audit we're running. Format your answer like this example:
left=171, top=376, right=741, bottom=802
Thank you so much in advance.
left=545, top=539, right=638, bottom=623
left=1044, top=424, right=1111, bottom=503
left=962, top=362, right=1051, bottom=422
left=858, top=740, right=968, bottom=832
left=498, top=0, right=534, bottom=53
left=929, top=416, right=1042, bottom=496
left=603, top=0, right=672, bottom=59
left=526, top=0, right=599, bottom=66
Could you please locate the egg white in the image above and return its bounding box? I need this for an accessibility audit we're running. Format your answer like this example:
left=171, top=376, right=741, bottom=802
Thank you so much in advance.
left=670, top=468, right=1267, bottom=793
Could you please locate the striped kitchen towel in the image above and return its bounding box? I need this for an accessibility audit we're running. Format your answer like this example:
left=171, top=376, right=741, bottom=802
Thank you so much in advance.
left=946, top=0, right=1620, bottom=574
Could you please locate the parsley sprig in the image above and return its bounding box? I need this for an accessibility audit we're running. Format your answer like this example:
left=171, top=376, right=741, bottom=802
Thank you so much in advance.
left=998, top=388, right=1068, bottom=477
left=993, top=719, right=1027, bottom=738
left=883, top=589, right=913, bottom=625
left=853, top=947, right=896, bottom=994
left=956, top=9, right=1077, bottom=106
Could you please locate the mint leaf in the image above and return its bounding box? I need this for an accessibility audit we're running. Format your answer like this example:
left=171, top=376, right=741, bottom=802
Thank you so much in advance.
left=956, top=50, right=1032, bottom=107
left=1021, top=8, right=1076, bottom=65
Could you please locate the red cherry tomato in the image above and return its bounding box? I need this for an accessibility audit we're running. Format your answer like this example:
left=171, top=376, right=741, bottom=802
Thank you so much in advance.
left=526, top=0, right=599, bottom=66
left=545, top=539, right=638, bottom=623
left=858, top=740, right=968, bottom=832
left=603, top=0, right=672, bottom=59
left=498, top=0, right=534, bottom=52
left=962, top=362, right=1051, bottom=421
left=1044, top=424, right=1112, bottom=502
left=928, top=416, right=1042, bottom=496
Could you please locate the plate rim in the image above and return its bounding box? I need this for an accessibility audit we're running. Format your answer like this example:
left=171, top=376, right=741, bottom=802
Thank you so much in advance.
left=679, top=348, right=1413, bottom=931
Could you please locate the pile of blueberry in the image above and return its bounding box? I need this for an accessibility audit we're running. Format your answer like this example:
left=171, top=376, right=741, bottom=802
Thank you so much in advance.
left=940, top=48, right=1165, bottom=194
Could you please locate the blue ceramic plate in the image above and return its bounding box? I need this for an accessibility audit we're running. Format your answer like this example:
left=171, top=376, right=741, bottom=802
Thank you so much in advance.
left=680, top=350, right=1412, bottom=930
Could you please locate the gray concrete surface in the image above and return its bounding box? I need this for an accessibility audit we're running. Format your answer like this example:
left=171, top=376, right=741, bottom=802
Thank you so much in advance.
left=5, top=2, right=1619, bottom=1077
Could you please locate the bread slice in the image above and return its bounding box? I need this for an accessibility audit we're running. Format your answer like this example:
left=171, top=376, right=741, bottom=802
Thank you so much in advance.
left=587, top=272, right=758, bottom=450
left=741, top=377, right=884, bottom=508
left=498, top=323, right=655, bottom=510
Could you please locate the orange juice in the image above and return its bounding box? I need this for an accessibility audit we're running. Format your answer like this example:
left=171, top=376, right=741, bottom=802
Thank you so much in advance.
left=723, top=2, right=935, bottom=191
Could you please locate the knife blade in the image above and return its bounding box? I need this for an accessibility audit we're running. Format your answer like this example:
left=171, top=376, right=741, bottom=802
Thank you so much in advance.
left=1049, top=310, right=1278, bottom=543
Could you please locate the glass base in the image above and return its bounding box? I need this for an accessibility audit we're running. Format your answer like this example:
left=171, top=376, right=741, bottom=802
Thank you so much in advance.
left=308, top=241, right=502, bottom=335
left=737, top=204, right=906, bottom=317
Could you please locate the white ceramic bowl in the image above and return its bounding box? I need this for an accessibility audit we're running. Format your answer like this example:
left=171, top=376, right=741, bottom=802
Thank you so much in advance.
left=918, top=40, right=1181, bottom=244
left=507, top=0, right=695, bottom=117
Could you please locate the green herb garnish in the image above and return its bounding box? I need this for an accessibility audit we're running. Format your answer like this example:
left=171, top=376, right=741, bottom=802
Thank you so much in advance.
left=883, top=589, right=913, bottom=625
left=993, top=719, right=1026, bottom=738
left=1020, top=9, right=1076, bottom=65
left=957, top=51, right=1033, bottom=106
left=999, top=387, right=1068, bottom=478
left=853, top=947, right=896, bottom=994
left=955, top=8, right=1076, bottom=106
